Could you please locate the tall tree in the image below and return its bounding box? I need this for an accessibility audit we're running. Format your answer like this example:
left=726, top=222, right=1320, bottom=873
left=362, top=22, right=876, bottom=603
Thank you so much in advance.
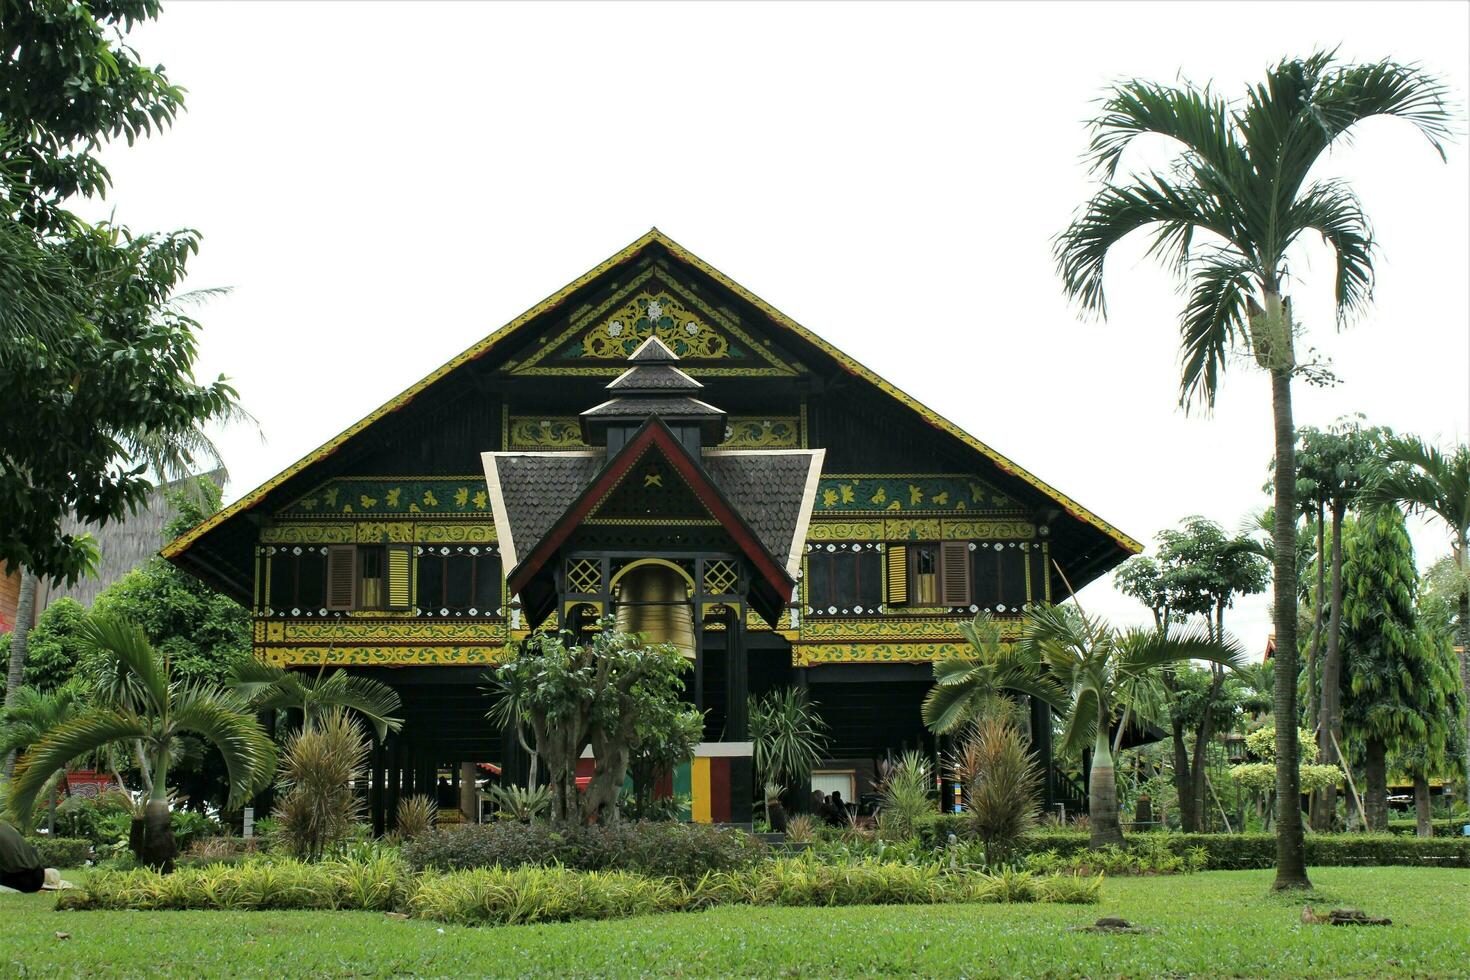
left=1053, top=52, right=1452, bottom=888
left=1294, top=418, right=1388, bottom=828
left=1402, top=575, right=1467, bottom=836
left=1364, top=436, right=1470, bottom=800
left=1116, top=518, right=1267, bottom=830
left=1019, top=605, right=1244, bottom=848
left=1338, top=510, right=1434, bottom=829
left=1, top=0, right=242, bottom=759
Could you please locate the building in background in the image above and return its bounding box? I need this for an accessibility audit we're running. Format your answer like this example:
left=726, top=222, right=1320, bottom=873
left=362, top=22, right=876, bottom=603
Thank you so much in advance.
left=162, top=231, right=1139, bottom=829
left=0, top=469, right=227, bottom=630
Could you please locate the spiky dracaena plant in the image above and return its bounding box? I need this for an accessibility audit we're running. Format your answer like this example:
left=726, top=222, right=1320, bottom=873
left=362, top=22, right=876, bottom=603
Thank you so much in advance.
left=394, top=795, right=437, bottom=842
left=876, top=750, right=933, bottom=841
left=1054, top=50, right=1453, bottom=889
left=271, top=708, right=369, bottom=861
left=950, top=716, right=1043, bottom=866
left=749, top=688, right=831, bottom=803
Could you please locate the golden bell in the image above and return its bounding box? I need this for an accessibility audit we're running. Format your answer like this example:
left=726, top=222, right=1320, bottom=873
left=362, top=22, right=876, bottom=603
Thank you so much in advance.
left=615, top=564, right=695, bottom=659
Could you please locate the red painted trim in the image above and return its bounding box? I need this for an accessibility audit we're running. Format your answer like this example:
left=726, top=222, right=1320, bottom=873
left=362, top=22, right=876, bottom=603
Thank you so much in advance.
left=507, top=417, right=794, bottom=602
left=710, top=758, right=731, bottom=823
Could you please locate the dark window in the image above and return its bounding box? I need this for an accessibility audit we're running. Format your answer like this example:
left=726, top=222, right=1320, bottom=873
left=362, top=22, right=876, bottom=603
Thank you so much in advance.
left=805, top=546, right=882, bottom=614
left=267, top=547, right=327, bottom=613
left=416, top=545, right=502, bottom=616
left=971, top=543, right=1031, bottom=611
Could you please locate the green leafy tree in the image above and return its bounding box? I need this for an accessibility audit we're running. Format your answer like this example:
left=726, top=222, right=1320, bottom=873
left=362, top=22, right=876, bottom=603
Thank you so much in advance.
left=5, top=613, right=274, bottom=869
left=1339, top=509, right=1465, bottom=833
left=626, top=698, right=702, bottom=820
left=1116, top=518, right=1267, bottom=831
left=1, top=0, right=243, bottom=761
left=1053, top=52, right=1452, bottom=887
left=487, top=618, right=691, bottom=825
left=1292, top=419, right=1389, bottom=828
left=0, top=598, right=89, bottom=698
left=1364, top=436, right=1470, bottom=803
left=1020, top=606, right=1245, bottom=848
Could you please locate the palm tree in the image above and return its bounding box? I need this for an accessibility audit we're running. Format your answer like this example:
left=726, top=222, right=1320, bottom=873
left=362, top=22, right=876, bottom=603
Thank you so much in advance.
left=1020, top=606, right=1245, bottom=848
left=5, top=613, right=275, bottom=870
left=0, top=685, right=86, bottom=832
left=922, top=612, right=1064, bottom=733
left=1363, top=435, right=1470, bottom=798
left=228, top=660, right=404, bottom=743
left=1053, top=52, right=1452, bottom=887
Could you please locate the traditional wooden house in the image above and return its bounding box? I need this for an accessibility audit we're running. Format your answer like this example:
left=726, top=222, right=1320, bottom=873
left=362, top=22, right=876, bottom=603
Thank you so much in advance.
left=163, top=231, right=1140, bottom=829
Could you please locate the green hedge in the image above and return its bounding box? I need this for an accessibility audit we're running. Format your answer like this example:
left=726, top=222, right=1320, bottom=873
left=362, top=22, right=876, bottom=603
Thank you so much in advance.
left=1387, top=818, right=1465, bottom=836
left=402, top=821, right=767, bottom=881
left=915, top=816, right=1468, bottom=869
left=27, top=836, right=92, bottom=868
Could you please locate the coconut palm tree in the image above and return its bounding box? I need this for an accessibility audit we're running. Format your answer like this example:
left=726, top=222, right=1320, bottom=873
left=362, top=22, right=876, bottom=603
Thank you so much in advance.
left=922, top=612, right=1065, bottom=734
left=1020, top=605, right=1246, bottom=848
left=228, top=660, right=404, bottom=743
left=5, top=613, right=275, bottom=869
left=1362, top=435, right=1470, bottom=798
left=1053, top=51, right=1452, bottom=887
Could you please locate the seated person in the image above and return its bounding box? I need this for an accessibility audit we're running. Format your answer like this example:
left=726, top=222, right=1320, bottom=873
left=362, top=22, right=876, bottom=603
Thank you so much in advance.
left=0, top=820, right=46, bottom=894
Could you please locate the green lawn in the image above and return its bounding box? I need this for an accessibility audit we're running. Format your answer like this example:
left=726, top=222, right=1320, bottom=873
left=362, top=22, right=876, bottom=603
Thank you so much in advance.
left=4, top=866, right=1465, bottom=977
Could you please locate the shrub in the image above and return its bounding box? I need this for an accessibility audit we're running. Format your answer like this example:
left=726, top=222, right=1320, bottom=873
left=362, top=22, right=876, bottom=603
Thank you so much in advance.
left=1025, top=841, right=1208, bottom=876
left=28, top=835, right=91, bottom=867
left=59, top=854, right=1099, bottom=921
left=53, top=790, right=134, bottom=847
left=784, top=814, right=817, bottom=844
left=395, top=795, right=436, bottom=841
left=271, top=710, right=370, bottom=860
left=402, top=820, right=767, bottom=881
left=875, top=751, right=934, bottom=841
left=949, top=717, right=1042, bottom=864
left=483, top=784, right=551, bottom=823
left=1387, top=818, right=1463, bottom=836
left=170, top=809, right=225, bottom=850
left=60, top=853, right=414, bottom=912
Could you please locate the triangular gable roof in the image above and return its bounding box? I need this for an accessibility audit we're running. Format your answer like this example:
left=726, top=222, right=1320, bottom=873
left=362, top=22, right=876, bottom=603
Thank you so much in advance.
left=163, top=229, right=1140, bottom=567
left=490, top=416, right=797, bottom=605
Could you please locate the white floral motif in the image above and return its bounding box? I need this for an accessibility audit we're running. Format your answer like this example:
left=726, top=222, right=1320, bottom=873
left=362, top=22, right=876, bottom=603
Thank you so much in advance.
left=684, top=322, right=699, bottom=335
left=607, top=320, right=624, bottom=337
left=646, top=300, right=663, bottom=320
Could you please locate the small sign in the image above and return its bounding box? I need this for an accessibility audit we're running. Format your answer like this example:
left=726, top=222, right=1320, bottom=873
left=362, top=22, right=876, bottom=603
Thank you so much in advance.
left=243, top=807, right=255, bottom=839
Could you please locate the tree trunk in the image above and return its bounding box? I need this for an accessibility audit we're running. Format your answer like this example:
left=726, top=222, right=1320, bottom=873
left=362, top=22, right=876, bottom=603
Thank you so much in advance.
left=1268, top=362, right=1310, bottom=890
left=139, top=798, right=177, bottom=872
left=1413, top=771, right=1432, bottom=837
left=1087, top=729, right=1125, bottom=849
left=1316, top=502, right=1346, bottom=831
left=1363, top=737, right=1388, bottom=833
left=2, top=570, right=39, bottom=777
left=1458, top=550, right=1470, bottom=810
left=1162, top=670, right=1196, bottom=832
left=1189, top=665, right=1224, bottom=832
left=1305, top=509, right=1325, bottom=828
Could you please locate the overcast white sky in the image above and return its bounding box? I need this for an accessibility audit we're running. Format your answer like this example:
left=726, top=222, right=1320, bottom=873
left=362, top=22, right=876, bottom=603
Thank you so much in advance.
left=87, top=1, right=1470, bottom=646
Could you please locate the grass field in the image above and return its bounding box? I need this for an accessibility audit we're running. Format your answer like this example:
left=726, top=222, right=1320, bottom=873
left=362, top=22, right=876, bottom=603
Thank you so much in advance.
left=4, top=866, right=1466, bottom=977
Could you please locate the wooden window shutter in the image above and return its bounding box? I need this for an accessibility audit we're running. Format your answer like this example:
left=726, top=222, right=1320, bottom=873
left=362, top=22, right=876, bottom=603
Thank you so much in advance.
left=386, top=544, right=413, bottom=610
left=326, top=545, right=356, bottom=611
left=884, top=545, right=908, bottom=606
left=940, top=541, right=972, bottom=607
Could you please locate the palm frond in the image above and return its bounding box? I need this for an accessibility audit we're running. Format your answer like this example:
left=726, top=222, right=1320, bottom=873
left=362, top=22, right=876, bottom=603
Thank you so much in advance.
left=227, top=658, right=294, bottom=702
left=1057, top=686, right=1099, bottom=759
left=1116, top=623, right=1247, bottom=676
left=170, top=685, right=277, bottom=808
left=1288, top=179, right=1376, bottom=324
left=79, top=613, right=168, bottom=712
left=1178, top=247, right=1256, bottom=408
left=1086, top=78, right=1245, bottom=182
left=308, top=673, right=404, bottom=743
left=5, top=710, right=150, bottom=826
